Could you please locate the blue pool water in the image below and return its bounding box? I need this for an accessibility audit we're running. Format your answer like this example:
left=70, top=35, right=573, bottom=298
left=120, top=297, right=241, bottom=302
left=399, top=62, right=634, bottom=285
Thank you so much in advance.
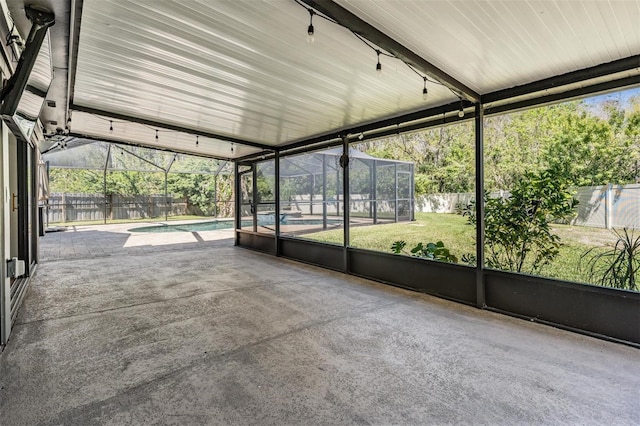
left=129, top=216, right=341, bottom=233
left=129, top=220, right=237, bottom=233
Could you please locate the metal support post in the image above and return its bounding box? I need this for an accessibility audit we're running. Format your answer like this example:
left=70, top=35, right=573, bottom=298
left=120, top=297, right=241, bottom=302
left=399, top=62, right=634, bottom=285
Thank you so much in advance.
left=252, top=165, right=258, bottom=233
left=274, top=151, right=281, bottom=255
left=214, top=175, right=218, bottom=217
left=310, top=174, right=315, bottom=215
left=336, top=165, right=340, bottom=217
left=234, top=162, right=240, bottom=246
left=394, top=164, right=398, bottom=223
left=410, top=163, right=415, bottom=221
left=164, top=171, right=168, bottom=220
left=475, top=103, right=486, bottom=308
left=213, top=161, right=227, bottom=218
left=103, top=144, right=110, bottom=224
left=322, top=155, right=327, bottom=229
left=342, top=136, right=350, bottom=272
left=165, top=154, right=177, bottom=221
left=370, top=160, right=375, bottom=223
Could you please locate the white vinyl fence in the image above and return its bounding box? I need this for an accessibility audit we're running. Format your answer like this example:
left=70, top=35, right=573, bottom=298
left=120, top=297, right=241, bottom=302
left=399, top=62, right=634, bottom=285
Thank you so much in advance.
left=416, top=184, right=640, bottom=229
left=572, top=184, right=640, bottom=229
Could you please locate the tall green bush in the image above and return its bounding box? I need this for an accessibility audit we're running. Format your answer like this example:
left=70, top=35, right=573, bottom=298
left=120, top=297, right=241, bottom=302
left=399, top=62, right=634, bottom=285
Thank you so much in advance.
left=465, top=168, right=577, bottom=274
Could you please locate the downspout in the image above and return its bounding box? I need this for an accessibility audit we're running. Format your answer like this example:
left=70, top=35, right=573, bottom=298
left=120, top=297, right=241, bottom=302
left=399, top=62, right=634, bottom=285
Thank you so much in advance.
left=0, top=6, right=55, bottom=118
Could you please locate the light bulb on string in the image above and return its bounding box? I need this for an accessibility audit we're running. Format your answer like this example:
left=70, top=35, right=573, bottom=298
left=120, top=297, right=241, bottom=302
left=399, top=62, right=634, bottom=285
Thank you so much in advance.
left=458, top=99, right=465, bottom=118
left=109, top=120, right=113, bottom=133
left=196, top=135, right=199, bottom=147
left=422, top=77, right=428, bottom=101
left=306, top=9, right=315, bottom=43
left=375, top=50, right=382, bottom=77
left=230, top=143, right=235, bottom=154
left=155, top=129, right=159, bottom=140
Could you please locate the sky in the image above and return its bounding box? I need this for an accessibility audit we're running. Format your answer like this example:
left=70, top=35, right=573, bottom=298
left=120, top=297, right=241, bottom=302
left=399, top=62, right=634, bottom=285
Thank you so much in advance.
left=583, top=86, right=639, bottom=109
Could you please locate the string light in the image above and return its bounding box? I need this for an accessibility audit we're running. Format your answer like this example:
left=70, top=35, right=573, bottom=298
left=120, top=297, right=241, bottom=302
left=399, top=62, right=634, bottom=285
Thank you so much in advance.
left=307, top=9, right=315, bottom=43
left=294, top=1, right=469, bottom=107
left=458, top=99, right=465, bottom=118
left=422, top=77, right=428, bottom=101
left=88, top=113, right=251, bottom=157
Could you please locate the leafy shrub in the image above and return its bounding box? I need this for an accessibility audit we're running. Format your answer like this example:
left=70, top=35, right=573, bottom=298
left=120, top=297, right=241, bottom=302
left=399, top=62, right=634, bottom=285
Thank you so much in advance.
left=464, top=168, right=577, bottom=273
left=391, top=240, right=458, bottom=263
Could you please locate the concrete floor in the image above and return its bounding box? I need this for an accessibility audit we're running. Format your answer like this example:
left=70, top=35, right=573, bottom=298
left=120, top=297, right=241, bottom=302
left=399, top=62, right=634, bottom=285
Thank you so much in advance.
left=1, top=223, right=639, bottom=425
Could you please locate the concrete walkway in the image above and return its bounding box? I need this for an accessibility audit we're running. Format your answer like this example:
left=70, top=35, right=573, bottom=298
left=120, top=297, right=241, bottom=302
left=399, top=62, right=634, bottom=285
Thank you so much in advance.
left=1, top=223, right=639, bottom=425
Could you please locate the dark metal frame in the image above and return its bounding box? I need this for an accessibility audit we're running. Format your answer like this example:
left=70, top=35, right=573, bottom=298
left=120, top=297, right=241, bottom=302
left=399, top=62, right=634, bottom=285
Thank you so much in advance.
left=8, top=0, right=636, bottom=347
left=484, top=270, right=640, bottom=345
left=236, top=65, right=640, bottom=347
left=483, top=55, right=640, bottom=104
left=474, top=103, right=485, bottom=308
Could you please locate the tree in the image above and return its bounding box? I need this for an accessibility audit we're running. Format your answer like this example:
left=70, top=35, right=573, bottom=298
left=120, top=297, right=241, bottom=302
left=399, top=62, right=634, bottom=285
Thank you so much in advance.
left=465, top=168, right=577, bottom=274
left=624, top=103, right=640, bottom=183
left=167, top=172, right=233, bottom=216
left=540, top=105, right=629, bottom=186
left=355, top=123, right=475, bottom=195
left=49, top=168, right=104, bottom=193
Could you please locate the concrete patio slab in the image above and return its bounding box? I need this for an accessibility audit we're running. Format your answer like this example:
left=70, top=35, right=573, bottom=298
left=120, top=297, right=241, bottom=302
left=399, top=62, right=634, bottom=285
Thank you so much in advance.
left=1, top=223, right=638, bottom=425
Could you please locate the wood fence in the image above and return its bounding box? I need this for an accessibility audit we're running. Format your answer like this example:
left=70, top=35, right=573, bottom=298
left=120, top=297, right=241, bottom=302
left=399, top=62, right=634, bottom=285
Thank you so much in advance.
left=47, top=193, right=187, bottom=223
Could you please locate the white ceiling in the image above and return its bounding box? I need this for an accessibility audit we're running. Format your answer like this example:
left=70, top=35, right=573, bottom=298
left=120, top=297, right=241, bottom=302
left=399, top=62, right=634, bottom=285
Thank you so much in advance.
left=336, top=0, right=640, bottom=94
left=71, top=0, right=457, bottom=155
left=7, top=0, right=640, bottom=159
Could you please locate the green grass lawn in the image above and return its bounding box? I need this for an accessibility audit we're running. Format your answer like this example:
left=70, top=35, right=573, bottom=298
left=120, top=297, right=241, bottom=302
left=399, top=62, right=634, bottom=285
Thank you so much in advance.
left=54, top=211, right=622, bottom=287
left=303, top=212, right=615, bottom=285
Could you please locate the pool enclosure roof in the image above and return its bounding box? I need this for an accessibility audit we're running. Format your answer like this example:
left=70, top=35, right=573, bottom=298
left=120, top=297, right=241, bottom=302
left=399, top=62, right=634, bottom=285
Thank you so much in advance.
left=259, top=146, right=412, bottom=179
left=5, top=0, right=640, bottom=160
left=43, top=139, right=231, bottom=174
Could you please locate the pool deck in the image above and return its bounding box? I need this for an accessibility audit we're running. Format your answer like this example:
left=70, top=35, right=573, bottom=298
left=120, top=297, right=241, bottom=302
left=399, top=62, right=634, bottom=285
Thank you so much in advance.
left=1, top=221, right=638, bottom=425
left=40, top=220, right=235, bottom=261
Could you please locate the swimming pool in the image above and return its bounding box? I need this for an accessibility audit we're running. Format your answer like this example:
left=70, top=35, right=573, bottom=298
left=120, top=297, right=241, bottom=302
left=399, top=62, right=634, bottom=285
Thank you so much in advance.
left=129, top=220, right=237, bottom=233
left=129, top=217, right=341, bottom=233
